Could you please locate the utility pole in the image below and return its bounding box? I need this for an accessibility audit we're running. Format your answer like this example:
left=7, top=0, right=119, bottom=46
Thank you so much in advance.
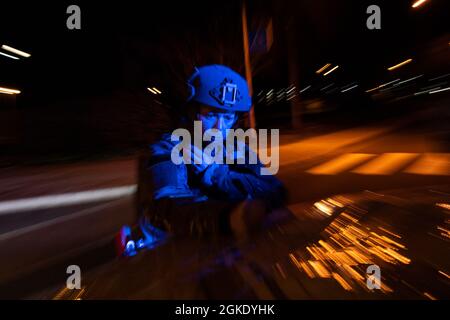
left=241, top=0, right=256, bottom=129
left=286, top=16, right=302, bottom=129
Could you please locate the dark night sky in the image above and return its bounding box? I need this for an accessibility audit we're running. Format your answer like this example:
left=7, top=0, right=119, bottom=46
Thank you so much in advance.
left=0, top=0, right=448, bottom=107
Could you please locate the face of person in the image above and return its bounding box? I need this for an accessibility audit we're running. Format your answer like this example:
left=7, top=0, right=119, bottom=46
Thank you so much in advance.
left=196, top=105, right=237, bottom=138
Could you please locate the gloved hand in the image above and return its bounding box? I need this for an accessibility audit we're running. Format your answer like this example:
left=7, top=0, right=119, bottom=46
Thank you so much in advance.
left=200, top=162, right=221, bottom=187
left=190, top=144, right=227, bottom=188
left=190, top=144, right=211, bottom=174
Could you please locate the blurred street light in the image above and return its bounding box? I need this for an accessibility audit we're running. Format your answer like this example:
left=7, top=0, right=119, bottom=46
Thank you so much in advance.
left=365, top=79, right=400, bottom=93
left=316, top=63, right=331, bottom=74
left=378, top=79, right=401, bottom=88
left=0, top=86, right=21, bottom=94
left=394, top=75, right=423, bottom=86
left=1, top=45, right=31, bottom=58
left=0, top=51, right=20, bottom=60
left=286, top=86, right=296, bottom=94
left=429, top=87, right=450, bottom=94
left=341, top=84, right=359, bottom=93
left=429, top=73, right=449, bottom=81
left=387, top=59, right=412, bottom=71
left=152, top=87, right=161, bottom=94
left=365, top=86, right=378, bottom=93
left=323, top=65, right=339, bottom=76
left=299, top=85, right=311, bottom=93
left=147, top=87, right=162, bottom=95
left=412, top=0, right=429, bottom=8
left=320, top=83, right=334, bottom=91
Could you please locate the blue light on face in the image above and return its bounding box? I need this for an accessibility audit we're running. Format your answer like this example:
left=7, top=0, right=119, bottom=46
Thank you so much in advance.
left=199, top=113, right=237, bottom=136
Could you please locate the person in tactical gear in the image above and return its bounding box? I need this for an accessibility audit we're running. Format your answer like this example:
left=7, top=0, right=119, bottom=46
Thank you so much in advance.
left=137, top=65, right=286, bottom=239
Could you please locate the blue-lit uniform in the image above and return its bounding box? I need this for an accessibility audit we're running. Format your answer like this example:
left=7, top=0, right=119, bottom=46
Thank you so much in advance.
left=137, top=65, right=285, bottom=237
left=138, top=135, right=285, bottom=236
